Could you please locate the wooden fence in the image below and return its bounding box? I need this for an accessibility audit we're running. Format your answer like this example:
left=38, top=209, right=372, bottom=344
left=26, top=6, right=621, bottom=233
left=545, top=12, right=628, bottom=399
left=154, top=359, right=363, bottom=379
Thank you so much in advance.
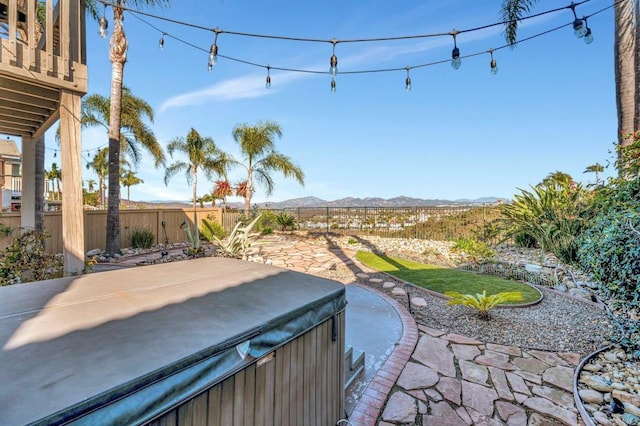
left=0, top=208, right=223, bottom=253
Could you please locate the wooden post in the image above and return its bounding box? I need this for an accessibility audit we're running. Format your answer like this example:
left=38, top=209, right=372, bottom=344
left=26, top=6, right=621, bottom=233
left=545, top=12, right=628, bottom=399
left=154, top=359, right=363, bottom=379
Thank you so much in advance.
left=21, top=137, right=36, bottom=230
left=59, top=89, right=84, bottom=275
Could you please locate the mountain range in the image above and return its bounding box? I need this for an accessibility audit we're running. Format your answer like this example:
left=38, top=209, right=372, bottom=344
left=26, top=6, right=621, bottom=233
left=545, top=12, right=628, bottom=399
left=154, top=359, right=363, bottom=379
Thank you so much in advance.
left=252, top=195, right=505, bottom=208
left=139, top=196, right=505, bottom=209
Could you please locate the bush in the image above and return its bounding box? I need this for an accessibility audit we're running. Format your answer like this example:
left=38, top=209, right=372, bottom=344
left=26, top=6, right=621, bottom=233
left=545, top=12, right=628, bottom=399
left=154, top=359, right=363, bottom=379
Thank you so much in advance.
left=0, top=229, right=63, bottom=285
left=499, top=182, right=593, bottom=263
left=578, top=177, right=640, bottom=357
left=261, top=227, right=273, bottom=235
left=130, top=228, right=155, bottom=249
left=452, top=238, right=495, bottom=262
left=275, top=213, right=296, bottom=231
left=514, top=232, right=538, bottom=248
left=200, top=218, right=226, bottom=242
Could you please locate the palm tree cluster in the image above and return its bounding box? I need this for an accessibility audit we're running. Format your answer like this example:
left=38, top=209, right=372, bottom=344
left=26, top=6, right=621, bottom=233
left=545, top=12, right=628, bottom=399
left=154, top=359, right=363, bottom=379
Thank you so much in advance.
left=164, top=120, right=305, bottom=217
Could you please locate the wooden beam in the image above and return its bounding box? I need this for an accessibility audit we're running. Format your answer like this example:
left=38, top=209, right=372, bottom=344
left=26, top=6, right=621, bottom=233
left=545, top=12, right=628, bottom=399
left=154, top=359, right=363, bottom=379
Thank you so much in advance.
left=0, top=73, right=60, bottom=100
left=0, top=98, right=51, bottom=117
left=0, top=113, right=42, bottom=127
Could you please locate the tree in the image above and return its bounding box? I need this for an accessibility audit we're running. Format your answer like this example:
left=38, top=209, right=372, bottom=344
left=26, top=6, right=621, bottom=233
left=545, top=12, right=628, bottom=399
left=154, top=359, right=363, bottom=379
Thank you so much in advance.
left=165, top=128, right=232, bottom=248
left=232, top=120, right=305, bottom=216
left=87, top=148, right=109, bottom=207
left=583, top=163, right=605, bottom=184
left=539, top=171, right=574, bottom=189
left=87, top=179, right=96, bottom=193
left=45, top=163, right=62, bottom=201
left=500, top=0, right=638, bottom=163
left=101, top=0, right=170, bottom=255
left=213, top=179, right=233, bottom=210
left=120, top=169, right=144, bottom=207
left=82, top=86, right=165, bottom=253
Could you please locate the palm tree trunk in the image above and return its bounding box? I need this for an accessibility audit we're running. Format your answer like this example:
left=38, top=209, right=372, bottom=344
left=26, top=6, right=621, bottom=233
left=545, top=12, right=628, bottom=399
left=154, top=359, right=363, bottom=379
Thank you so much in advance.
left=614, top=0, right=638, bottom=155
left=106, top=5, right=128, bottom=255
left=127, top=186, right=131, bottom=207
left=244, top=169, right=253, bottom=216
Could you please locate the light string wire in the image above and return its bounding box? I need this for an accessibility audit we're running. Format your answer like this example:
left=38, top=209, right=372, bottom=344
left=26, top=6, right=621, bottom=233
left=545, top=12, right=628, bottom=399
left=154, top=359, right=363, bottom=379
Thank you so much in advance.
left=99, top=0, right=624, bottom=75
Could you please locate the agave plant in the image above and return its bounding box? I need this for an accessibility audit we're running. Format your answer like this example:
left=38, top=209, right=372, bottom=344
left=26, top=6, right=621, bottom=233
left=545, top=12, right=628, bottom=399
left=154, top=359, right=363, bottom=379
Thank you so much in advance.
left=445, top=290, right=524, bottom=320
left=213, top=215, right=262, bottom=260
left=275, top=212, right=296, bottom=231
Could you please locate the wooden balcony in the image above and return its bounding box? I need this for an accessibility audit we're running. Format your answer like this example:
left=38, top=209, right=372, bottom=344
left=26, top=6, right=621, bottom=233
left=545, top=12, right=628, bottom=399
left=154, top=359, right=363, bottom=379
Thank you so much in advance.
left=0, top=0, right=87, bottom=138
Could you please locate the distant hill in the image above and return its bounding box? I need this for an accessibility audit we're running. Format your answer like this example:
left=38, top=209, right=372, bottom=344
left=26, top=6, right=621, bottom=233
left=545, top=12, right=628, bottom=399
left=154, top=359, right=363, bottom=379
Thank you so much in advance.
left=132, top=195, right=506, bottom=209
left=257, top=196, right=505, bottom=209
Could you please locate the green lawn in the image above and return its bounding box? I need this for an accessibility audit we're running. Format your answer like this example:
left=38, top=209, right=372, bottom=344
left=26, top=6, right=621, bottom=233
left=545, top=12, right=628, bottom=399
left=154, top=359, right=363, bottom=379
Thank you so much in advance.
left=356, top=251, right=540, bottom=304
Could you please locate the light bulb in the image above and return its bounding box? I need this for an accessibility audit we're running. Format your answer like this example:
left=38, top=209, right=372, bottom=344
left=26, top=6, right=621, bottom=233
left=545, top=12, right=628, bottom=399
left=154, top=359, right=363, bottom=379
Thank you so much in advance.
left=266, top=75, right=271, bottom=89
left=330, top=54, right=338, bottom=77
left=208, top=43, right=218, bottom=71
left=330, top=78, right=336, bottom=93
left=451, top=47, right=461, bottom=70
left=159, top=35, right=164, bottom=49
left=490, top=59, right=498, bottom=75
left=98, top=17, right=108, bottom=38
left=405, top=76, right=411, bottom=92
left=584, top=27, right=593, bottom=44
left=573, top=18, right=586, bottom=38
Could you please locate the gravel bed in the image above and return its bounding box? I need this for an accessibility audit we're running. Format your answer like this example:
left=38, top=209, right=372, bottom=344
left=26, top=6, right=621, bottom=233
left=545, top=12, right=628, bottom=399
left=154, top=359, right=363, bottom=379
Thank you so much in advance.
left=359, top=270, right=614, bottom=355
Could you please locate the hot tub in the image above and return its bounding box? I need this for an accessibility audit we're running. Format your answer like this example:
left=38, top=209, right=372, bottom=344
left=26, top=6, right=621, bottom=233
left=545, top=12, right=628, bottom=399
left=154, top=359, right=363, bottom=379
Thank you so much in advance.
left=0, top=257, right=347, bottom=425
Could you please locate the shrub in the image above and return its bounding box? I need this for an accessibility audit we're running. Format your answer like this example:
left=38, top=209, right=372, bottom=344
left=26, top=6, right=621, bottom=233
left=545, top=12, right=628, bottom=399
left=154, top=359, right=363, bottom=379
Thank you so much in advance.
left=514, top=232, right=537, bottom=248
left=578, top=177, right=640, bottom=357
left=499, top=181, right=593, bottom=263
left=200, top=218, right=226, bottom=242
left=261, top=227, right=273, bottom=235
left=347, top=237, right=358, bottom=245
left=452, top=238, right=495, bottom=262
left=0, top=229, right=63, bottom=285
left=130, top=228, right=155, bottom=249
left=445, top=290, right=524, bottom=320
left=275, top=213, right=296, bottom=231
left=256, top=210, right=277, bottom=232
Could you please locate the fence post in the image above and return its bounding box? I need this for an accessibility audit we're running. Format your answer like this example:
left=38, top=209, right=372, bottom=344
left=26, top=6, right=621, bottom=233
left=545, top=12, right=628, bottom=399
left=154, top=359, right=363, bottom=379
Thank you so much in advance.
left=326, top=207, right=329, bottom=233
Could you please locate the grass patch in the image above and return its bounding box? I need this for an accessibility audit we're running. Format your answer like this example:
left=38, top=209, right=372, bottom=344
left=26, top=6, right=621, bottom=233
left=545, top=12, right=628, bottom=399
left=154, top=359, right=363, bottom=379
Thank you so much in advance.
left=356, top=251, right=540, bottom=304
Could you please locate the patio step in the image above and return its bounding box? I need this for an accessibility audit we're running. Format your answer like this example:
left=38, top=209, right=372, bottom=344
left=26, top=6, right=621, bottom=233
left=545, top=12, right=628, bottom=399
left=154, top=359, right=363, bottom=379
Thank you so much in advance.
left=344, top=345, right=365, bottom=390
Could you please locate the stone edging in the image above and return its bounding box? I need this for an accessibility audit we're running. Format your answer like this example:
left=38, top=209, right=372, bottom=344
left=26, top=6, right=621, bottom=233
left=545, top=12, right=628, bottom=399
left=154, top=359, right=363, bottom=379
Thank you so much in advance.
left=348, top=283, right=419, bottom=426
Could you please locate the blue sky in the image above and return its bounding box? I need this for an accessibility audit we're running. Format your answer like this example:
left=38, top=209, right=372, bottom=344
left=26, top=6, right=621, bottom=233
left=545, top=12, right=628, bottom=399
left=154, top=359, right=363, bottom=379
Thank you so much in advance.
left=41, top=0, right=617, bottom=203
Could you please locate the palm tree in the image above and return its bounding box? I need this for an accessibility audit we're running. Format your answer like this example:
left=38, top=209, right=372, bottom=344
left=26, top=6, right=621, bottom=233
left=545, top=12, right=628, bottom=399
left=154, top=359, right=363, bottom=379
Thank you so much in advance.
left=120, top=169, right=144, bottom=207
left=82, top=86, right=165, bottom=254
left=213, top=179, right=234, bottom=210
left=500, top=1, right=638, bottom=161
left=87, top=179, right=96, bottom=193
left=164, top=128, right=232, bottom=248
left=46, top=163, right=62, bottom=201
left=87, top=148, right=109, bottom=207
left=539, top=171, right=574, bottom=189
left=101, top=0, right=170, bottom=255
left=583, top=163, right=605, bottom=184
left=232, top=120, right=305, bottom=216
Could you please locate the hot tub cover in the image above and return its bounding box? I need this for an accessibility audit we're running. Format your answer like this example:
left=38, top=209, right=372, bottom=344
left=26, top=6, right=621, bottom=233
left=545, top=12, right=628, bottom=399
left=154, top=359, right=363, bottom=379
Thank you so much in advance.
left=0, top=257, right=347, bottom=425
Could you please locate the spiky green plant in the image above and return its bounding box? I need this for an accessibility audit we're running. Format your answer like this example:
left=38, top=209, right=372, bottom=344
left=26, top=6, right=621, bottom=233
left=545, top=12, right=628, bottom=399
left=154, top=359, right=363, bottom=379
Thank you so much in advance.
left=214, top=214, right=262, bottom=259
left=445, top=290, right=524, bottom=320
left=275, top=212, right=296, bottom=231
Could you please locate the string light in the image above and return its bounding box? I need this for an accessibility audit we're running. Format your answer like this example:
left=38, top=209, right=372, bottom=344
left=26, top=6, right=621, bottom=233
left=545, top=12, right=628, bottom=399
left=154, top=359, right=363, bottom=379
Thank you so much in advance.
left=450, top=31, right=461, bottom=70
left=53, top=150, right=57, bottom=158
left=570, top=3, right=587, bottom=38
left=113, top=0, right=608, bottom=87
left=208, top=28, right=220, bottom=72
left=330, top=77, right=336, bottom=94
left=583, top=17, right=594, bottom=44
left=405, top=67, right=412, bottom=92
left=489, top=49, right=498, bottom=75
left=98, top=4, right=108, bottom=38
left=329, top=39, right=338, bottom=77
left=266, top=66, right=271, bottom=89
left=159, top=33, right=165, bottom=49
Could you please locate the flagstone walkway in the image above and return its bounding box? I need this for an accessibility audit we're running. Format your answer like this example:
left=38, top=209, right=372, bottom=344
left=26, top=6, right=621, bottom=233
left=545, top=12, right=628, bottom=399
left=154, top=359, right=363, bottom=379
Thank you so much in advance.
left=107, top=235, right=588, bottom=425
left=247, top=235, right=586, bottom=425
